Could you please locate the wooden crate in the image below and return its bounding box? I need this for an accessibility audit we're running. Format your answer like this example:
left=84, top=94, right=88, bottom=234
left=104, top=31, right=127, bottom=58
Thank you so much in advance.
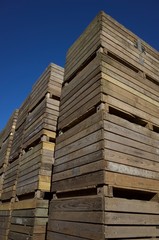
left=64, top=11, right=159, bottom=82
left=22, top=96, right=59, bottom=149
left=58, top=52, right=159, bottom=131
left=9, top=97, right=30, bottom=162
left=0, top=110, right=19, bottom=170
left=1, top=158, right=20, bottom=202
left=0, top=203, right=12, bottom=240
left=47, top=187, right=159, bottom=240
left=29, top=63, right=63, bottom=112
left=16, top=141, right=55, bottom=197
left=8, top=199, right=48, bottom=240
left=52, top=110, right=159, bottom=193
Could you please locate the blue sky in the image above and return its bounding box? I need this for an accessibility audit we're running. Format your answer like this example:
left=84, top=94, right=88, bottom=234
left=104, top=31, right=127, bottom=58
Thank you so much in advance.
left=0, top=0, right=159, bottom=131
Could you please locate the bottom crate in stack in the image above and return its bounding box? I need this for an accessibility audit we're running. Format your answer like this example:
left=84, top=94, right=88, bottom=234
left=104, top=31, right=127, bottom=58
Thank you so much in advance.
left=8, top=199, right=49, bottom=240
left=47, top=186, right=159, bottom=240
left=0, top=203, right=12, bottom=240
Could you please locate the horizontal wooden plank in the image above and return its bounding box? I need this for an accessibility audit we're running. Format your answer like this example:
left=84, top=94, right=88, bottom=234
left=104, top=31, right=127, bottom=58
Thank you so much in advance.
left=52, top=170, right=104, bottom=192
left=12, top=199, right=48, bottom=210
left=105, top=171, right=159, bottom=192
left=10, top=224, right=32, bottom=234
left=47, top=231, right=87, bottom=240
left=8, top=231, right=32, bottom=240
left=49, top=196, right=103, bottom=212
left=49, top=211, right=103, bottom=224
left=105, top=212, right=159, bottom=225
left=53, top=160, right=106, bottom=182
left=105, top=226, right=159, bottom=238
left=48, top=219, right=103, bottom=240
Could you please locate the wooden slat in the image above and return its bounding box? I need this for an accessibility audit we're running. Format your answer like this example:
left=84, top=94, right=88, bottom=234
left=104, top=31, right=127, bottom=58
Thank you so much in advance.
left=16, top=142, right=54, bottom=196
left=29, top=63, right=63, bottom=112
left=0, top=204, right=12, bottom=240
left=1, top=158, right=20, bottom=201
left=22, top=97, right=59, bottom=149
left=105, top=226, right=159, bottom=238
left=48, top=219, right=103, bottom=240
left=65, top=11, right=159, bottom=81
left=8, top=199, right=48, bottom=239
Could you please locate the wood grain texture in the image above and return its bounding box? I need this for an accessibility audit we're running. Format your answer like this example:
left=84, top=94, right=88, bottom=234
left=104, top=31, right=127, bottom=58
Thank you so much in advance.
left=16, top=141, right=54, bottom=196
left=65, top=11, right=159, bottom=81
left=8, top=199, right=48, bottom=240
left=29, top=63, right=63, bottom=112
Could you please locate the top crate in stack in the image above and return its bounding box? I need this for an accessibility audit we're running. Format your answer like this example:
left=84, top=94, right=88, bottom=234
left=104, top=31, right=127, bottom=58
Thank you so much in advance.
left=52, top=11, right=159, bottom=194
left=64, top=11, right=159, bottom=84
left=22, top=63, right=64, bottom=149
left=59, top=11, right=159, bottom=132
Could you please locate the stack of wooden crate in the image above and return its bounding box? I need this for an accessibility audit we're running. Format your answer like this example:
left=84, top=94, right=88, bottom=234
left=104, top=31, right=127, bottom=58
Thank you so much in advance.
left=8, top=64, right=63, bottom=240
left=9, top=96, right=31, bottom=162
left=47, top=11, right=159, bottom=240
left=1, top=99, right=30, bottom=202
left=16, top=63, right=63, bottom=197
left=0, top=110, right=18, bottom=240
left=0, top=110, right=19, bottom=200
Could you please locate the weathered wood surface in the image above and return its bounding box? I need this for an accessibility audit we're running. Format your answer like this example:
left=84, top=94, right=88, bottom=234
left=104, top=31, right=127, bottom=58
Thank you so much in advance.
left=52, top=110, right=104, bottom=192
left=0, top=110, right=19, bottom=143
left=0, top=110, right=19, bottom=168
left=15, top=96, right=30, bottom=130
left=52, top=110, right=159, bottom=192
left=9, top=97, right=30, bottom=162
left=47, top=194, right=159, bottom=239
left=22, top=97, right=59, bottom=149
left=29, top=63, right=63, bottom=112
left=65, top=11, right=159, bottom=81
left=0, top=203, right=12, bottom=240
left=16, top=141, right=54, bottom=196
left=0, top=173, right=4, bottom=199
left=9, top=124, right=25, bottom=162
left=58, top=52, right=159, bottom=131
left=0, top=129, right=5, bottom=149
left=8, top=199, right=48, bottom=240
left=103, top=196, right=159, bottom=238
left=1, top=158, right=20, bottom=201
left=0, top=137, right=13, bottom=169
left=58, top=56, right=101, bottom=130
left=9, top=64, right=62, bottom=159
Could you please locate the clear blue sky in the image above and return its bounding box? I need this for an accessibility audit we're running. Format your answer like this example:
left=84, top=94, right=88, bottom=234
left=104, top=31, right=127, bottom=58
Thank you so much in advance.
left=0, top=0, right=159, bottom=131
